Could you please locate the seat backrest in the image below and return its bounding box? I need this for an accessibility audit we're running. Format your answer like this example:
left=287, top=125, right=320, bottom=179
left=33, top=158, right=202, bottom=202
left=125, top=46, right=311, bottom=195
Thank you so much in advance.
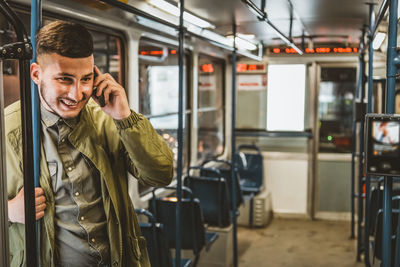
left=151, top=197, right=206, bottom=254
left=135, top=209, right=173, bottom=267
left=140, top=222, right=173, bottom=267
left=368, top=187, right=382, bottom=236
left=199, top=161, right=244, bottom=209
left=373, top=210, right=398, bottom=261
left=236, top=145, right=264, bottom=189
left=185, top=175, right=231, bottom=227
left=369, top=188, right=400, bottom=236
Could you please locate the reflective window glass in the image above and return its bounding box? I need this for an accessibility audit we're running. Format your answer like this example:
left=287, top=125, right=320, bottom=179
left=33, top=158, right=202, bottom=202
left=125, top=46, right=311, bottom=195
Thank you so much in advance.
left=197, top=55, right=225, bottom=162
left=138, top=39, right=191, bottom=194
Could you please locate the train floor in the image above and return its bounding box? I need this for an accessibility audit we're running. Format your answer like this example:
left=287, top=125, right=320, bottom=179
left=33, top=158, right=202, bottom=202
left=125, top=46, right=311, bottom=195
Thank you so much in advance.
left=237, top=218, right=364, bottom=267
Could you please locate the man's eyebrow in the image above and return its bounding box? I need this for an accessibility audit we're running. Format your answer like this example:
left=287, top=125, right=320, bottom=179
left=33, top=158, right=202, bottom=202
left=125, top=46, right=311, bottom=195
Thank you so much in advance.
left=57, top=72, right=74, bottom=77
left=83, top=72, right=93, bottom=78
left=57, top=72, right=93, bottom=78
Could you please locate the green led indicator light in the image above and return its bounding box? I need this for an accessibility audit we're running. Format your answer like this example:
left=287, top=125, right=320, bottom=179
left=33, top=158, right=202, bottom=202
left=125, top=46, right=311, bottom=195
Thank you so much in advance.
left=327, top=136, right=332, bottom=141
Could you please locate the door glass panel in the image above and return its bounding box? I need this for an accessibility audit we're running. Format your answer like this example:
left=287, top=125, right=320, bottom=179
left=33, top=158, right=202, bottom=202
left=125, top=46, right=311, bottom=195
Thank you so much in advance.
left=318, top=67, right=356, bottom=153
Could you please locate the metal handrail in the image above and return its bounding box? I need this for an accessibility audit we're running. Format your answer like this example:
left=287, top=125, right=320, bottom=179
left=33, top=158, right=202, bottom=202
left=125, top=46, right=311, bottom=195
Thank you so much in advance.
left=241, top=0, right=303, bottom=55
left=98, top=0, right=263, bottom=61
left=0, top=0, right=36, bottom=266
left=371, top=0, right=389, bottom=40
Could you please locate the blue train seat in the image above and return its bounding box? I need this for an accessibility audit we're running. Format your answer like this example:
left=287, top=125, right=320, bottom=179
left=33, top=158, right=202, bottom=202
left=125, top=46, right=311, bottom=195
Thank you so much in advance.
left=150, top=187, right=219, bottom=265
left=372, top=209, right=398, bottom=263
left=200, top=159, right=244, bottom=210
left=185, top=167, right=231, bottom=227
left=135, top=209, right=192, bottom=267
left=368, top=187, right=400, bottom=237
left=236, top=144, right=264, bottom=195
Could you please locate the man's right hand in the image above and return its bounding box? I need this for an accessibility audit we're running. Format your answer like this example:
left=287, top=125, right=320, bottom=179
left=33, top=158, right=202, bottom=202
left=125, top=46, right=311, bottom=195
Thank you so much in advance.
left=8, top=187, right=47, bottom=224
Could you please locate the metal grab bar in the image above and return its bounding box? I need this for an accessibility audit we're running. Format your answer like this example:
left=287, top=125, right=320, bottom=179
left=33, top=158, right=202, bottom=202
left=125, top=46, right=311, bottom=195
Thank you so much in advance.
left=0, top=0, right=36, bottom=266
left=98, top=0, right=262, bottom=61
left=241, top=0, right=303, bottom=55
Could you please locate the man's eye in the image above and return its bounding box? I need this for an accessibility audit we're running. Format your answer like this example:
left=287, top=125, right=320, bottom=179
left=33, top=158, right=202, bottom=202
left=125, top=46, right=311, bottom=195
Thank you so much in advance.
left=82, top=77, right=91, bottom=82
left=57, top=77, right=72, bottom=82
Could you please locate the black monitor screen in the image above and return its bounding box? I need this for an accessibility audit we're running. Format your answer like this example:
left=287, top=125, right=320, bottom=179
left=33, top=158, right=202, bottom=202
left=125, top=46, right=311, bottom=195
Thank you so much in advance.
left=372, top=121, right=400, bottom=156
left=366, top=114, right=400, bottom=176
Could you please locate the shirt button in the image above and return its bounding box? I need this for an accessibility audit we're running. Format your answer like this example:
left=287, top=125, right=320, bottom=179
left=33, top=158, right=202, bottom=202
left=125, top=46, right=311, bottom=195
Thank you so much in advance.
left=91, top=238, right=95, bottom=243
left=75, top=192, right=80, bottom=196
left=67, top=167, right=72, bottom=171
left=61, top=138, right=65, bottom=142
left=80, top=216, right=85, bottom=221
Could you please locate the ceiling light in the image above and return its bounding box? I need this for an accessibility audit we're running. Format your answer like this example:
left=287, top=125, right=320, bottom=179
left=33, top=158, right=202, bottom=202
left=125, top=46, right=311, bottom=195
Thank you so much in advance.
left=373, top=32, right=386, bottom=50
left=226, top=35, right=258, bottom=51
left=237, top=33, right=256, bottom=40
left=147, top=0, right=215, bottom=29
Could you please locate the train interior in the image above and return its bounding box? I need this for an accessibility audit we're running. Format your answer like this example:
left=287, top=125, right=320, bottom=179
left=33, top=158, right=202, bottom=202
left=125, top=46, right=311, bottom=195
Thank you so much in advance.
left=0, top=0, right=398, bottom=266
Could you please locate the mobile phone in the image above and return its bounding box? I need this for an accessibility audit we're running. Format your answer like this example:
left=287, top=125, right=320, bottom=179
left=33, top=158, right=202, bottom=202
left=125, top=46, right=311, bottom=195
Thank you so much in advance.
left=92, top=67, right=106, bottom=107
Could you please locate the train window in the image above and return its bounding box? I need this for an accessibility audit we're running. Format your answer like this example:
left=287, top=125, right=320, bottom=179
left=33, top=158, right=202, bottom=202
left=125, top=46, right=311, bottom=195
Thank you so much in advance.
left=0, top=11, right=30, bottom=107
left=318, top=67, right=356, bottom=153
left=138, top=39, right=191, bottom=195
left=267, top=64, right=306, bottom=131
left=197, top=55, right=225, bottom=162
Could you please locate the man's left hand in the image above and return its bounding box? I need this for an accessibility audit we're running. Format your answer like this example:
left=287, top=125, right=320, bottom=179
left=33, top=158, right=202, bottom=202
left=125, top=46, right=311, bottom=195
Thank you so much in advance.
left=92, top=65, right=131, bottom=120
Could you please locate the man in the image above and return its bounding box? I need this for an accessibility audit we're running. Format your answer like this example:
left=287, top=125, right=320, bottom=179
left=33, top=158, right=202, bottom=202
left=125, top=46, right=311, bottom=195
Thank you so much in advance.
left=6, top=21, right=173, bottom=266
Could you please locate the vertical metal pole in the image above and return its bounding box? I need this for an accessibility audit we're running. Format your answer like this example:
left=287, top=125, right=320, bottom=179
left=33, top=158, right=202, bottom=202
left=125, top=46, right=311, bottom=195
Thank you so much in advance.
left=0, top=62, right=10, bottom=267
left=288, top=1, right=293, bottom=41
left=21, top=54, right=38, bottom=267
left=395, top=209, right=400, bottom=267
left=30, top=0, right=41, bottom=263
left=364, top=6, right=375, bottom=265
left=352, top=29, right=365, bottom=240
left=0, top=1, right=36, bottom=266
left=383, top=0, right=398, bottom=265
left=357, top=38, right=366, bottom=263
left=231, top=23, right=238, bottom=267
left=175, top=0, right=184, bottom=266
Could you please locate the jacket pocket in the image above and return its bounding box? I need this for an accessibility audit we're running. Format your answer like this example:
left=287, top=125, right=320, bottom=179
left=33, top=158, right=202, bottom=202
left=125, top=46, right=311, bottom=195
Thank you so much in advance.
left=47, top=162, right=57, bottom=190
left=9, top=250, right=24, bottom=267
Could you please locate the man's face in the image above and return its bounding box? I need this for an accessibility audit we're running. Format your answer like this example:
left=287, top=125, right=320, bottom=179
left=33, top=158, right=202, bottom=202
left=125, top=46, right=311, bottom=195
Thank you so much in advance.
left=31, top=53, right=94, bottom=119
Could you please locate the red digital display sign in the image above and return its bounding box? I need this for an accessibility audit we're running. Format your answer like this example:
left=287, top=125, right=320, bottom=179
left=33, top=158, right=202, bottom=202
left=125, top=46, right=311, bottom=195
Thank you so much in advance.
left=271, top=47, right=358, bottom=54
left=236, top=63, right=265, bottom=72
left=139, top=49, right=177, bottom=56
left=200, top=64, right=215, bottom=73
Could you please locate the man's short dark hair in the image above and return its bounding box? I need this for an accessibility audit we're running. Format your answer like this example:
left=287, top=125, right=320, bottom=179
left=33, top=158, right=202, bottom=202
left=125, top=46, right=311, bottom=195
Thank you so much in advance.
left=36, top=20, right=93, bottom=58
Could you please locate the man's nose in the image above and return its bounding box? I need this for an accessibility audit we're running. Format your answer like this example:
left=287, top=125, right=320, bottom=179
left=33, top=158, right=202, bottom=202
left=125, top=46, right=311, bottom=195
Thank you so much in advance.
left=67, top=82, right=85, bottom=101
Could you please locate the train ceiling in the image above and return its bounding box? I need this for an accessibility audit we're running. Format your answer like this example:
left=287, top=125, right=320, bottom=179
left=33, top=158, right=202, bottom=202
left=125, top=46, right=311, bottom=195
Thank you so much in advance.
left=179, top=0, right=384, bottom=47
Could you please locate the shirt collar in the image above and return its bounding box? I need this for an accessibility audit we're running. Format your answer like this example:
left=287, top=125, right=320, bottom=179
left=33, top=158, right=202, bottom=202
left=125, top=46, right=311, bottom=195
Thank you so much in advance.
left=40, top=105, right=79, bottom=129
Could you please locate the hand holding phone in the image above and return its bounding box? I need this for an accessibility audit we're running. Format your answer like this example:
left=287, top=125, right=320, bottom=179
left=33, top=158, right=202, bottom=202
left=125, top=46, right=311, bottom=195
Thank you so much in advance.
left=91, top=65, right=131, bottom=120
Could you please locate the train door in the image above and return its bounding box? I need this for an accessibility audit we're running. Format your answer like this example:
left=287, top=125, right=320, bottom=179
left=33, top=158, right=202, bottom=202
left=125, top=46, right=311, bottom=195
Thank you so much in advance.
left=315, top=64, right=357, bottom=219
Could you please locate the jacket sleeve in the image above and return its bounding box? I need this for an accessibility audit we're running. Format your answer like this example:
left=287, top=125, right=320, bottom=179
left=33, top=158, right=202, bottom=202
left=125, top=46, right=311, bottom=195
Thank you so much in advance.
left=113, top=111, right=174, bottom=187
left=6, top=127, right=24, bottom=200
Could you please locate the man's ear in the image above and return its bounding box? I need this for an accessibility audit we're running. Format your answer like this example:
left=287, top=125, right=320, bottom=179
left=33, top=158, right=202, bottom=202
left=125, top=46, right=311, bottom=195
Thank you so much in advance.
left=30, top=62, right=41, bottom=85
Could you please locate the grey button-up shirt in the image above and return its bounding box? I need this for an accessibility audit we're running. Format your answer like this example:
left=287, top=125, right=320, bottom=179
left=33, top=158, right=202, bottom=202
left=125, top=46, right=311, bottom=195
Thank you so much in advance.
left=41, top=106, right=110, bottom=267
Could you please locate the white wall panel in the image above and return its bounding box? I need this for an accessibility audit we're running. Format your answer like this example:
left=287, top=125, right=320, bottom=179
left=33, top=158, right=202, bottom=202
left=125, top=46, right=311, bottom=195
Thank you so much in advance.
left=263, top=152, right=309, bottom=215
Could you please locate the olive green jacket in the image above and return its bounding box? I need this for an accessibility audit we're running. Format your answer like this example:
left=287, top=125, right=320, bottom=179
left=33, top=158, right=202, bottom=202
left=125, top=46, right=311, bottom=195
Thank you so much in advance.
left=6, top=99, right=174, bottom=267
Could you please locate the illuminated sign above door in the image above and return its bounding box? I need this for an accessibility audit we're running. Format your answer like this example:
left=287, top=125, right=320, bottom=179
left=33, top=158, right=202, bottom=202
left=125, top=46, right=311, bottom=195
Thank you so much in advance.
left=270, top=47, right=359, bottom=54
